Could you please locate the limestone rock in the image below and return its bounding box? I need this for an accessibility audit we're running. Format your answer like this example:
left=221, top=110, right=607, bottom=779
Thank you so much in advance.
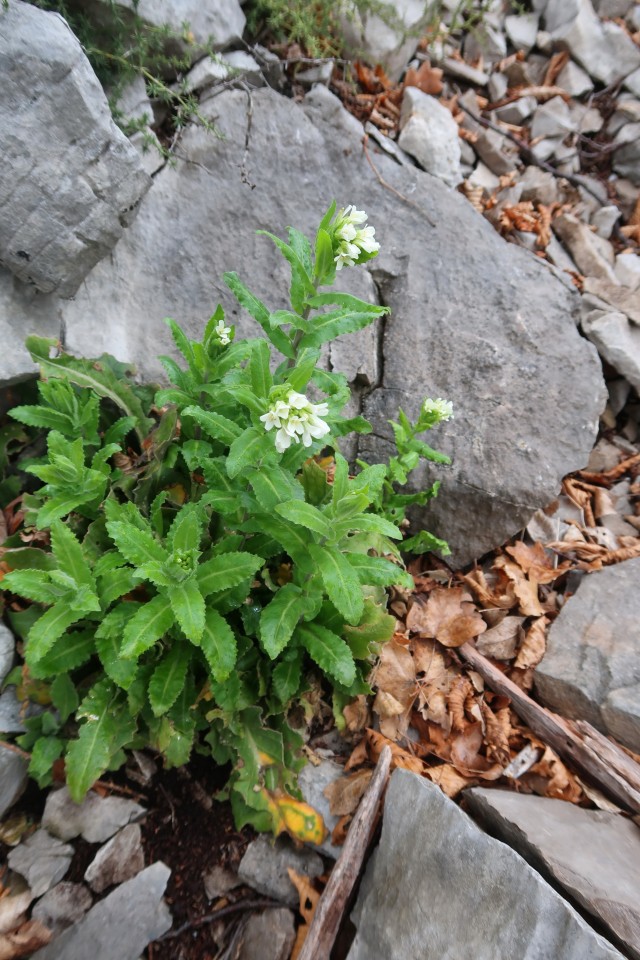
left=0, top=0, right=151, bottom=297
left=583, top=276, right=640, bottom=324
left=398, top=88, right=462, bottom=188
left=32, top=883, right=93, bottom=938
left=613, top=122, right=640, bottom=185
left=553, top=214, right=618, bottom=282
left=0, top=688, right=27, bottom=735
left=31, top=862, right=172, bottom=960
left=8, top=830, right=73, bottom=898
left=0, top=268, right=61, bottom=387
left=238, top=835, right=324, bottom=907
left=0, top=623, right=14, bottom=684
left=298, top=759, right=344, bottom=859
left=466, top=789, right=640, bottom=960
left=0, top=743, right=28, bottom=820
left=339, top=0, right=427, bottom=81
left=43, top=786, right=145, bottom=843
left=581, top=310, right=640, bottom=392
left=58, top=85, right=604, bottom=566
left=544, top=0, right=640, bottom=85
left=556, top=59, right=594, bottom=96
left=238, top=908, right=296, bottom=960
left=84, top=824, right=145, bottom=893
left=347, top=769, right=625, bottom=960
left=535, top=557, right=640, bottom=751
left=505, top=13, right=539, bottom=53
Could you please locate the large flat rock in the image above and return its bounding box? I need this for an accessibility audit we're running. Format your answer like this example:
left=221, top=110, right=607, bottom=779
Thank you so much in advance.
left=0, top=0, right=151, bottom=296
left=535, top=557, right=640, bottom=751
left=347, top=769, right=624, bottom=960
left=466, top=788, right=640, bottom=960
left=48, top=84, right=603, bottom=565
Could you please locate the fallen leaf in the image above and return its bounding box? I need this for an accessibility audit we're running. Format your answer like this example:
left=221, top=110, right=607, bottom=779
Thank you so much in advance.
left=481, top=703, right=511, bottom=766
left=324, top=768, right=373, bottom=817
left=494, top=557, right=543, bottom=616
left=366, top=729, right=425, bottom=775
left=506, top=541, right=568, bottom=583
left=475, top=616, right=525, bottom=660
left=331, top=814, right=352, bottom=847
left=447, top=676, right=474, bottom=732
left=289, top=868, right=322, bottom=960
left=0, top=920, right=52, bottom=960
left=403, top=60, right=443, bottom=95
left=371, top=639, right=417, bottom=738
left=408, top=587, right=487, bottom=647
left=514, top=616, right=548, bottom=669
left=342, top=695, right=370, bottom=734
left=424, top=763, right=472, bottom=798
left=261, top=791, right=327, bottom=846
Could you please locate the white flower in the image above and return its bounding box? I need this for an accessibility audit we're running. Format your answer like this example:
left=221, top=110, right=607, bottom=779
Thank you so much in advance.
left=214, top=318, right=232, bottom=345
left=262, top=390, right=330, bottom=453
left=354, top=225, right=379, bottom=255
left=334, top=240, right=360, bottom=271
left=332, top=206, right=379, bottom=270
left=423, top=398, right=454, bottom=422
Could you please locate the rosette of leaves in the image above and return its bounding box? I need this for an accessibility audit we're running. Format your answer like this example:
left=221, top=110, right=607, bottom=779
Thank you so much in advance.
left=1, top=203, right=450, bottom=837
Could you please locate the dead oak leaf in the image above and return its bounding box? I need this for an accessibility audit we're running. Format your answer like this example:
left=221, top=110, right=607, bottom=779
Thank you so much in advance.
left=403, top=60, right=444, bottom=95
left=506, top=540, right=569, bottom=583
left=424, top=763, right=472, bottom=798
left=494, top=557, right=543, bottom=616
left=514, top=616, right=549, bottom=669
left=371, top=639, right=417, bottom=738
left=475, top=616, right=525, bottom=660
left=407, top=587, right=487, bottom=647
left=366, top=728, right=426, bottom=775
left=324, top=768, right=373, bottom=817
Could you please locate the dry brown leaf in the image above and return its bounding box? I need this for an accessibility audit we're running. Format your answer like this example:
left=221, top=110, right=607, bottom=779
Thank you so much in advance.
left=0, top=920, right=52, bottom=960
left=475, top=616, right=525, bottom=660
left=343, top=695, right=370, bottom=734
left=345, top=737, right=369, bottom=771
left=0, top=892, right=32, bottom=938
left=403, top=60, right=443, bottom=95
left=324, top=768, right=373, bottom=817
left=514, top=616, right=548, bottom=669
left=494, top=557, right=543, bottom=616
left=371, top=639, right=417, bottom=738
left=450, top=721, right=483, bottom=771
left=408, top=587, right=487, bottom=647
left=331, top=814, right=352, bottom=847
left=481, top=702, right=512, bottom=766
left=366, top=729, right=425, bottom=775
left=424, top=763, right=472, bottom=798
left=505, top=541, right=568, bottom=584
left=459, top=569, right=514, bottom=609
left=288, top=868, right=322, bottom=960
left=448, top=676, right=474, bottom=732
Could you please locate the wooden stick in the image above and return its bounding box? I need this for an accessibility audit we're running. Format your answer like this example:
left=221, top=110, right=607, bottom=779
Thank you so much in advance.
left=298, top=745, right=392, bottom=960
left=458, top=643, right=640, bottom=814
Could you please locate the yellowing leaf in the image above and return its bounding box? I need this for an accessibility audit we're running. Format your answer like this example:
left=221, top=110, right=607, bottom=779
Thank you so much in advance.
left=261, top=790, right=327, bottom=846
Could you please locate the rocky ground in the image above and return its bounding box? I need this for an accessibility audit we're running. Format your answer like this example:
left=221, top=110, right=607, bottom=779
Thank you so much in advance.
left=2, top=0, right=640, bottom=958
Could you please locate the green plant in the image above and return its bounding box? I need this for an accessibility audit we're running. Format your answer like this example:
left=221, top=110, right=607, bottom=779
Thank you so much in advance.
left=1, top=204, right=451, bottom=839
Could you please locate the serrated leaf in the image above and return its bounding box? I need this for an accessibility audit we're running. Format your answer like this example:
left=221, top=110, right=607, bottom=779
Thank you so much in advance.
left=200, top=608, right=237, bottom=682
left=248, top=466, right=303, bottom=510
left=164, top=317, right=196, bottom=368
left=346, top=553, right=414, bottom=590
left=98, top=566, right=140, bottom=606
left=296, top=622, right=356, bottom=686
left=334, top=513, right=403, bottom=540
left=50, top=673, right=79, bottom=724
left=96, top=632, right=139, bottom=689
left=259, top=583, right=303, bottom=659
left=308, top=544, right=363, bottom=625
left=27, top=603, right=84, bottom=665
left=29, top=737, right=64, bottom=787
left=10, top=404, right=74, bottom=433
left=2, top=569, right=61, bottom=605
left=343, top=600, right=395, bottom=658
left=167, top=503, right=204, bottom=553
left=168, top=578, right=205, bottom=642
left=121, top=596, right=175, bottom=658
left=223, top=272, right=293, bottom=358
left=197, top=552, right=263, bottom=598
left=66, top=700, right=116, bottom=800
left=313, top=227, right=335, bottom=285
left=32, top=629, right=95, bottom=678
left=182, top=406, right=242, bottom=445
left=227, top=427, right=273, bottom=479
left=148, top=643, right=191, bottom=717
left=50, top=521, right=94, bottom=589
left=272, top=649, right=303, bottom=704
left=106, top=520, right=167, bottom=567
left=274, top=500, right=332, bottom=539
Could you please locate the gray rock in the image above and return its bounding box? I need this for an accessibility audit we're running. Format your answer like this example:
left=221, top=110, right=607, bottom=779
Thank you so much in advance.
left=440, top=57, right=489, bottom=87
left=58, top=84, right=604, bottom=567
left=347, top=769, right=625, bottom=960
left=459, top=90, right=520, bottom=175
left=398, top=89, right=462, bottom=188
left=339, top=0, right=427, bottom=81
left=0, top=0, right=151, bottom=297
left=298, top=760, right=344, bottom=859
left=591, top=206, right=620, bottom=239
left=519, top=165, right=562, bottom=205
left=535, top=557, right=640, bottom=751
left=531, top=95, right=575, bottom=140
left=85, top=824, right=145, bottom=893
left=8, top=829, right=74, bottom=897
left=626, top=68, right=640, bottom=98
left=594, top=0, right=635, bottom=15
left=31, top=883, right=93, bottom=937
left=296, top=62, right=334, bottom=87
left=615, top=253, right=640, bottom=289
left=238, top=908, right=296, bottom=960
left=583, top=276, right=640, bottom=323
left=488, top=71, right=508, bottom=102
left=31, top=862, right=172, bottom=960
left=184, top=55, right=230, bottom=92
left=0, top=743, right=28, bottom=820
left=556, top=59, right=594, bottom=96
left=43, top=786, right=146, bottom=843
left=553, top=214, right=618, bottom=282
left=494, top=96, right=537, bottom=125
left=464, top=23, right=507, bottom=64
left=91, top=0, right=245, bottom=55
left=0, top=622, right=15, bottom=684
left=613, top=122, right=640, bottom=185
left=0, top=688, right=27, bottom=734
left=505, top=13, right=540, bottom=53
left=223, top=50, right=264, bottom=86
left=544, top=0, right=640, bottom=85
left=466, top=789, right=640, bottom=960
left=0, top=269, right=61, bottom=387
left=238, top=836, right=324, bottom=907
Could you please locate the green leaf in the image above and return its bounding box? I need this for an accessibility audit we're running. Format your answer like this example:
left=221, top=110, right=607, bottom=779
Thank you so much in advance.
left=106, top=520, right=167, bottom=567
left=402, top=529, right=451, bottom=556
left=121, top=597, right=175, bottom=658
left=164, top=317, right=196, bottom=368
left=346, top=553, right=414, bottom=590
left=50, top=674, right=79, bottom=724
left=274, top=500, right=332, bottom=539
left=65, top=682, right=117, bottom=800
left=259, top=583, right=303, bottom=659
left=25, top=337, right=152, bottom=443
left=29, top=737, right=64, bottom=787
left=32, top=629, right=95, bottom=678
left=167, top=504, right=204, bottom=553
left=10, top=405, right=74, bottom=433
left=227, top=427, right=273, bottom=478
left=249, top=339, right=272, bottom=399
left=256, top=232, right=315, bottom=313
left=343, top=600, right=395, bottom=658
left=248, top=466, right=304, bottom=510
left=98, top=566, right=140, bottom=606
left=299, top=307, right=384, bottom=349
left=223, top=272, right=293, bottom=358
left=27, top=603, right=84, bottom=665
left=148, top=643, right=191, bottom=717
left=96, top=632, right=139, bottom=689
left=308, top=544, right=364, bottom=625
left=200, top=608, right=237, bottom=682
left=0, top=548, right=56, bottom=572
left=296, top=622, right=356, bottom=686
left=2, top=569, right=61, bottom=605
left=168, top=578, right=205, bottom=643
left=313, top=227, right=335, bottom=284
left=50, top=521, right=94, bottom=589
left=288, top=226, right=313, bottom=276
left=197, top=552, right=263, bottom=598
left=272, top=649, right=303, bottom=704
left=334, top=513, right=403, bottom=540
left=182, top=406, right=242, bottom=445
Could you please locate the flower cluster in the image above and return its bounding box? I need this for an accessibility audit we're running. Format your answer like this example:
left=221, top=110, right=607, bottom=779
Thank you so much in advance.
left=333, top=205, right=380, bottom=271
left=422, top=398, right=454, bottom=423
left=214, top=318, right=232, bottom=345
left=260, top=391, right=330, bottom=454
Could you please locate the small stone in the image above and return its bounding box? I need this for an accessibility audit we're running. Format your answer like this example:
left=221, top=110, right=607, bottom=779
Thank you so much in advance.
left=0, top=688, right=27, bottom=735
left=614, top=177, right=640, bottom=219
left=571, top=103, right=603, bottom=134
left=594, top=0, right=634, bottom=15
left=459, top=90, right=519, bottom=176
left=238, top=836, right=324, bottom=908
left=582, top=310, right=640, bottom=394
left=494, top=96, right=537, bottom=125
left=441, top=57, right=489, bottom=86
left=535, top=556, right=640, bottom=750
left=609, top=98, right=640, bottom=136
left=296, top=61, right=334, bottom=87
left=625, top=67, right=640, bottom=98
left=591, top=205, right=620, bottom=239
left=8, top=830, right=74, bottom=898
left=30, top=862, right=172, bottom=960
left=0, top=623, right=15, bottom=684
left=203, top=865, right=241, bottom=901
left=31, top=883, right=93, bottom=937
left=531, top=96, right=575, bottom=140
left=519, top=165, right=561, bottom=205
left=0, top=744, right=28, bottom=820
left=466, top=788, right=640, bottom=960
left=253, top=44, right=284, bottom=90
left=615, top=253, right=640, bottom=290
left=553, top=214, right=618, bottom=282
left=556, top=59, right=594, bottom=97
left=398, top=88, right=462, bottom=188
left=608, top=379, right=631, bottom=416
left=85, top=824, right=145, bottom=893
left=43, top=786, right=145, bottom=843
left=505, top=13, right=540, bottom=53
left=114, top=76, right=153, bottom=126
left=464, top=23, right=507, bottom=64
left=238, top=908, right=296, bottom=960
left=584, top=276, right=640, bottom=323
left=298, top=760, right=344, bottom=859
left=223, top=50, right=264, bottom=86
left=545, top=0, right=640, bottom=86
left=535, top=29, right=554, bottom=53
left=184, top=55, right=230, bottom=92
left=546, top=234, right=579, bottom=274
left=587, top=437, right=626, bottom=472
left=613, top=122, right=640, bottom=185
left=339, top=0, right=427, bottom=81
left=468, top=162, right=501, bottom=192
left=488, top=71, right=508, bottom=102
